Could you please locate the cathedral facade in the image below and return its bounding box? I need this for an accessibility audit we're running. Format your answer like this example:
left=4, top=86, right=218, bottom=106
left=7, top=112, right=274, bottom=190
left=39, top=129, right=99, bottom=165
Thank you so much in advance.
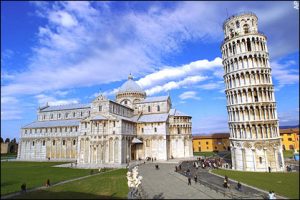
left=17, top=75, right=193, bottom=166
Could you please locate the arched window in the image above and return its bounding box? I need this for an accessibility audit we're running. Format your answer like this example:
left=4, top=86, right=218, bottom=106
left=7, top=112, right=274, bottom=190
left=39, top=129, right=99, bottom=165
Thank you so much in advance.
left=65, top=113, right=69, bottom=118
left=259, top=157, right=262, bottom=164
left=113, top=121, right=116, bottom=127
left=73, top=112, right=76, bottom=117
left=99, top=106, right=102, bottom=111
left=154, top=127, right=157, bottom=132
left=141, top=128, right=144, bottom=133
left=63, top=140, right=65, bottom=145
left=58, top=113, right=61, bottom=118
left=148, top=106, right=151, bottom=112
left=73, top=140, right=76, bottom=145
left=178, top=128, right=181, bottom=134
left=157, top=105, right=160, bottom=112
left=124, top=100, right=127, bottom=105
left=236, top=21, right=240, bottom=28
left=246, top=38, right=251, bottom=51
left=32, top=141, right=35, bottom=146
left=53, top=140, right=55, bottom=146
left=243, top=24, right=249, bottom=34
left=50, top=114, right=53, bottom=119
left=43, top=140, right=45, bottom=146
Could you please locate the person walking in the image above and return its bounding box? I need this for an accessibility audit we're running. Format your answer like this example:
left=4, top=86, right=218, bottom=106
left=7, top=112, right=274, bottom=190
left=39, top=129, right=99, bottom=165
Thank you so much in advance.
left=237, top=182, right=242, bottom=191
left=268, top=166, right=271, bottom=173
left=188, top=177, right=191, bottom=185
left=194, top=175, right=198, bottom=183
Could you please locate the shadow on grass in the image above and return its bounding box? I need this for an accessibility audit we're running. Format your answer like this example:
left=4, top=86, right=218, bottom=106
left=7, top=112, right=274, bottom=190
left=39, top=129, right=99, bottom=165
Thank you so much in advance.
left=12, top=190, right=125, bottom=199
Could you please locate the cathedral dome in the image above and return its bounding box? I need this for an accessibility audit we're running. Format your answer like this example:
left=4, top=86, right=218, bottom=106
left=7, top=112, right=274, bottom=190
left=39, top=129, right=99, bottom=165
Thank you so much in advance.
left=118, top=74, right=145, bottom=94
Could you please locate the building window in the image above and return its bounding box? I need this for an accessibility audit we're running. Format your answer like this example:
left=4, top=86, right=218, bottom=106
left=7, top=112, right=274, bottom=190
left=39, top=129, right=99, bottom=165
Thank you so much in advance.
left=45, top=128, right=48, bottom=133
left=53, top=140, right=55, bottom=146
left=206, top=142, right=209, bottom=145
left=198, top=147, right=201, bottom=152
left=75, top=127, right=78, bottom=132
left=259, top=157, right=262, bottom=164
left=65, top=113, right=69, bottom=118
left=50, top=114, right=53, bottom=119
left=146, top=140, right=150, bottom=147
left=154, top=127, right=157, bottom=132
left=88, top=111, right=90, bottom=116
left=58, top=113, right=61, bottom=118
left=288, top=138, right=292, bottom=141
left=215, top=146, right=217, bottom=149
left=113, top=121, right=116, bottom=127
left=104, top=122, right=106, bottom=127
left=60, top=127, right=62, bottom=132
left=236, top=21, right=240, bottom=28
left=71, top=127, right=73, bottom=132
left=113, top=131, right=115, bottom=134
left=43, top=140, right=45, bottom=146
left=99, top=105, right=102, bottom=111
left=63, top=140, right=65, bottom=145
left=32, top=141, right=35, bottom=146
left=73, top=112, right=76, bottom=117
left=73, top=140, right=76, bottom=145
left=80, top=112, right=83, bottom=117
left=142, top=128, right=144, bottom=133
left=124, top=100, right=127, bottom=105
left=148, top=106, right=151, bottom=112
left=25, top=130, right=27, bottom=134
left=206, top=147, right=209, bottom=149
left=65, top=127, right=67, bottom=132
left=85, top=122, right=87, bottom=128
left=289, top=145, right=294, bottom=150
left=178, top=128, right=180, bottom=134
left=157, top=105, right=160, bottom=112
left=243, top=24, right=249, bottom=34
left=198, top=142, right=200, bottom=145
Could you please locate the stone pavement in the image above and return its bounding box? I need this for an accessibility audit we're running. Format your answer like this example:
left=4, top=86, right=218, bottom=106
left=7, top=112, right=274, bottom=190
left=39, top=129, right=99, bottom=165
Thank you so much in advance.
left=178, top=160, right=287, bottom=199
left=138, top=162, right=229, bottom=199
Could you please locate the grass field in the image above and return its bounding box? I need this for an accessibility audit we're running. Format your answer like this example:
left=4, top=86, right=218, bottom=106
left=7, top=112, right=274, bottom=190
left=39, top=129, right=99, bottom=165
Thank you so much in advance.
left=1, top=161, right=91, bottom=196
left=13, top=169, right=128, bottom=199
left=283, top=150, right=296, bottom=158
left=193, top=152, right=217, bottom=157
left=212, top=169, right=299, bottom=199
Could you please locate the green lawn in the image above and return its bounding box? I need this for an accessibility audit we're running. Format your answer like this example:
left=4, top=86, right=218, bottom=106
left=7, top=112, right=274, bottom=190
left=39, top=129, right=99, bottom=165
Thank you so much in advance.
left=283, top=150, right=296, bottom=158
left=193, top=152, right=217, bottom=157
left=1, top=161, right=91, bottom=196
left=212, top=169, right=299, bottom=199
left=13, top=169, right=128, bottom=199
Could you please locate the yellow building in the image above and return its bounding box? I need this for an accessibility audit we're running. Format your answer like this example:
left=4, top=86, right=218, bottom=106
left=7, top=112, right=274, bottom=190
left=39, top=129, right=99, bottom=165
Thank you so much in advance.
left=192, top=133, right=230, bottom=152
left=280, top=128, right=299, bottom=151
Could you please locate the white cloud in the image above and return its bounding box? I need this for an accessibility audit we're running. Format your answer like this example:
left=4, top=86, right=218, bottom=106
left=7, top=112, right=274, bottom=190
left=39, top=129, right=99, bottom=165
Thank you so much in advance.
left=145, top=75, right=208, bottom=96
left=179, top=91, right=201, bottom=100
left=271, top=60, right=299, bottom=89
left=137, top=57, right=222, bottom=89
left=48, top=11, right=78, bottom=27
left=197, top=82, right=223, bottom=90
left=35, top=94, right=79, bottom=106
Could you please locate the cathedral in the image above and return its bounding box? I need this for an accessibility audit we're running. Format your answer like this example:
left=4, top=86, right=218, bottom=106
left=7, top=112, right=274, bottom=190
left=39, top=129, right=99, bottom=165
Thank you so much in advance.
left=17, top=74, right=193, bottom=167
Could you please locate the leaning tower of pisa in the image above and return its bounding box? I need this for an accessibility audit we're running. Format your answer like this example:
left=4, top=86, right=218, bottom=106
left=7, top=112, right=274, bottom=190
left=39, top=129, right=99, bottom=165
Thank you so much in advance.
left=221, top=12, right=285, bottom=172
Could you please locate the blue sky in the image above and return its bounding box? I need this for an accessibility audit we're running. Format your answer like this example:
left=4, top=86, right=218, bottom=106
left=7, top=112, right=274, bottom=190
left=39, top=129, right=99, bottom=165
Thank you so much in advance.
left=1, top=1, right=299, bottom=140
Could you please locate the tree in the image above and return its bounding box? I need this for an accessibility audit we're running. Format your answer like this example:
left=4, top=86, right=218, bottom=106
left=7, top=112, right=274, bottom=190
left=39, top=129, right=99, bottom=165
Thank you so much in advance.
left=0, top=137, right=3, bottom=143
left=5, top=138, right=10, bottom=143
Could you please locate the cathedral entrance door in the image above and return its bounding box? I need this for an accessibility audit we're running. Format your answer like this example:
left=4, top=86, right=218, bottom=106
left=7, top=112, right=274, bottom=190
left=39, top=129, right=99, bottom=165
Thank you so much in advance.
left=131, top=145, right=136, bottom=160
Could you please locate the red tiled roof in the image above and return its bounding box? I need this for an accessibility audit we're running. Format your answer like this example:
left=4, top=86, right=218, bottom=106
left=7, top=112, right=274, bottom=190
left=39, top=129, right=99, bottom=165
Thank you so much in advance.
left=193, top=133, right=230, bottom=139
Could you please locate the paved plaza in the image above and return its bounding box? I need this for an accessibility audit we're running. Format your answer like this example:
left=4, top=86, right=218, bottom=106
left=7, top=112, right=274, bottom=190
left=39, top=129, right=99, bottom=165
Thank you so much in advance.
left=138, top=162, right=228, bottom=199
left=138, top=160, right=287, bottom=199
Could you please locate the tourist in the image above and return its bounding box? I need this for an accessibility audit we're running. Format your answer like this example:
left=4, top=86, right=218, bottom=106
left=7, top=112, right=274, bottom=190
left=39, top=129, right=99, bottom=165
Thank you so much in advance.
left=223, top=179, right=228, bottom=188
left=194, top=175, right=197, bottom=183
left=21, top=183, right=26, bottom=193
left=268, top=166, right=271, bottom=173
left=237, top=182, right=242, bottom=191
left=46, top=179, right=50, bottom=187
left=268, top=191, right=273, bottom=199
left=188, top=177, right=191, bottom=185
left=175, top=166, right=178, bottom=172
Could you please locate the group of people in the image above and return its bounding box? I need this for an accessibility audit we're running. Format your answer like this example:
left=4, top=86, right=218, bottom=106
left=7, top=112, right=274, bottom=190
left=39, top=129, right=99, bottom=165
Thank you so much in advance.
left=196, top=157, right=225, bottom=170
